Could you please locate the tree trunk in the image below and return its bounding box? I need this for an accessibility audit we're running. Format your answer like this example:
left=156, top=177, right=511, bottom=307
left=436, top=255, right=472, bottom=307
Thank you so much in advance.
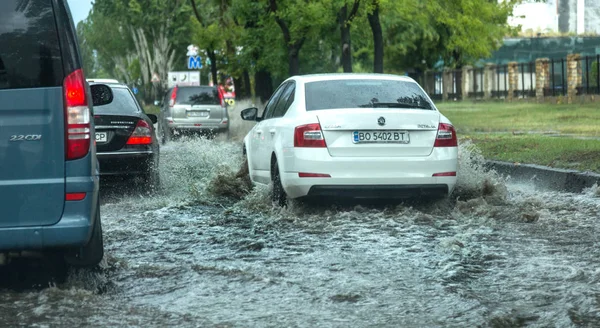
left=233, top=76, right=242, bottom=100
left=254, top=70, right=273, bottom=104
left=339, top=5, right=352, bottom=73
left=368, top=3, right=383, bottom=73
left=288, top=46, right=301, bottom=76
left=207, top=49, right=218, bottom=86
left=243, top=69, right=252, bottom=99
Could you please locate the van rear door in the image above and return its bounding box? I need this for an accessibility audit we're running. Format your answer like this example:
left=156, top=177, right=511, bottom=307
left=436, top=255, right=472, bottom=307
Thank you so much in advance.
left=0, top=0, right=66, bottom=228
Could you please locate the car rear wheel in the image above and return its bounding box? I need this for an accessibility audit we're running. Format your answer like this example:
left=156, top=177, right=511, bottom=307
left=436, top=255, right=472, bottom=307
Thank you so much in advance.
left=145, top=167, right=161, bottom=193
left=64, top=206, right=104, bottom=268
left=271, top=159, right=287, bottom=207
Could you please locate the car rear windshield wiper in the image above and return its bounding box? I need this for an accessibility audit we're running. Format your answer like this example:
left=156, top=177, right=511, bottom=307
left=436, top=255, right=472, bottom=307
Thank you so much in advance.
left=358, top=102, right=431, bottom=109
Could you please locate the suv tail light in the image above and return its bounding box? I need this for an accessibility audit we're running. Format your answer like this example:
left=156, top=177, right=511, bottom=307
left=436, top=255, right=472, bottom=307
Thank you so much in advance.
left=127, top=119, right=153, bottom=145
left=169, top=86, right=178, bottom=107
left=294, top=123, right=327, bottom=148
left=218, top=87, right=225, bottom=107
left=64, top=69, right=91, bottom=160
left=434, top=123, right=457, bottom=147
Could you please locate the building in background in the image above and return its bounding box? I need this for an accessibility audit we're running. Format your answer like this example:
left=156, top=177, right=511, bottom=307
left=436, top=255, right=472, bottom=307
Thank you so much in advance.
left=505, top=0, right=600, bottom=35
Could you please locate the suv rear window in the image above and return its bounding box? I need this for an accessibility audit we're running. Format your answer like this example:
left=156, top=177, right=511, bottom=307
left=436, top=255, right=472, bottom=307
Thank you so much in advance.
left=175, top=87, right=220, bottom=105
left=0, top=0, right=63, bottom=90
left=305, top=79, right=433, bottom=111
left=93, top=87, right=140, bottom=114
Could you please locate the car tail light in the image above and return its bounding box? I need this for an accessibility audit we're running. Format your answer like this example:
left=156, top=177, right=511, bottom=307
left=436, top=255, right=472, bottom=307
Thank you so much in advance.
left=434, top=123, right=457, bottom=147
left=294, top=123, right=326, bottom=148
left=66, top=192, right=86, bottom=201
left=169, top=86, right=177, bottom=107
left=64, top=69, right=91, bottom=161
left=126, top=119, right=153, bottom=145
left=433, top=172, right=457, bottom=177
left=298, top=172, right=331, bottom=178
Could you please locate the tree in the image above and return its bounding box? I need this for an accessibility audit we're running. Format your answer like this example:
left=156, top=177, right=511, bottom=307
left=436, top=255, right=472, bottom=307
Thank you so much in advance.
left=337, top=0, right=360, bottom=72
left=366, top=0, right=383, bottom=73
left=267, top=0, right=330, bottom=76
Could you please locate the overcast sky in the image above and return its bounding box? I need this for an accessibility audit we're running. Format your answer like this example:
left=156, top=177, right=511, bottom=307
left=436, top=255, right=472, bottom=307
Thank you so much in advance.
left=67, top=0, right=93, bottom=25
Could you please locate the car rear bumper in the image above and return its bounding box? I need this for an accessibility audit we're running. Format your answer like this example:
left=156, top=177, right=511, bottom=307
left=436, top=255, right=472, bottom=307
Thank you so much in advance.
left=0, top=177, right=98, bottom=251
left=278, top=147, right=458, bottom=199
left=97, top=150, right=156, bottom=176
left=167, top=120, right=229, bottom=132
left=306, top=184, right=449, bottom=199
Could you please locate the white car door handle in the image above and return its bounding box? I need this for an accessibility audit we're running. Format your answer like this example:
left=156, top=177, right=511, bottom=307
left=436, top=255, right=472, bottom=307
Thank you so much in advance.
left=256, top=130, right=263, bottom=134
left=269, top=129, right=276, bottom=136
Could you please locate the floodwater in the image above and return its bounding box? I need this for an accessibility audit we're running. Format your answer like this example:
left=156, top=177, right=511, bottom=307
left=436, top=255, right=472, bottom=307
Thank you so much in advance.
left=1, top=129, right=600, bottom=327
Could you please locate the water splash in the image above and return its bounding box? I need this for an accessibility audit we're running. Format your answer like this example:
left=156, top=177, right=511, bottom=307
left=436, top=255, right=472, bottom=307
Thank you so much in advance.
left=453, top=139, right=508, bottom=203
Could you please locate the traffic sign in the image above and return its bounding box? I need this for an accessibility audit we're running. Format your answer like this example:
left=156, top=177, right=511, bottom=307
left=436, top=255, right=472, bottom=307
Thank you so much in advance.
left=188, top=56, right=202, bottom=69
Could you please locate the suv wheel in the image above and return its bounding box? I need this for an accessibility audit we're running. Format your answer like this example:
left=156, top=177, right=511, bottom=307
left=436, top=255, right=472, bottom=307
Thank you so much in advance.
left=64, top=206, right=104, bottom=268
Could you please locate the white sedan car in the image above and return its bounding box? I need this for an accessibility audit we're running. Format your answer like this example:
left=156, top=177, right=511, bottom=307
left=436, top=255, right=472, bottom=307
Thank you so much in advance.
left=240, top=73, right=458, bottom=206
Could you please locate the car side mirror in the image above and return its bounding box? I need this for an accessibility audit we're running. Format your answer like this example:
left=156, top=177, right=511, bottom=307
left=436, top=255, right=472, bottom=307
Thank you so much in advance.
left=147, top=114, right=158, bottom=124
left=241, top=107, right=259, bottom=121
left=90, top=84, right=113, bottom=106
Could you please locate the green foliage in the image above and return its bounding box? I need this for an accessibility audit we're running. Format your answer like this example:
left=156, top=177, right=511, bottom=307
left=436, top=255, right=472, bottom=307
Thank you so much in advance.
left=82, top=0, right=523, bottom=99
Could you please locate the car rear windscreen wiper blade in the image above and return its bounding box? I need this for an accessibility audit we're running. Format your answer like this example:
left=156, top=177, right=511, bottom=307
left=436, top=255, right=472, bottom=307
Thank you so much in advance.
left=358, top=102, right=431, bottom=109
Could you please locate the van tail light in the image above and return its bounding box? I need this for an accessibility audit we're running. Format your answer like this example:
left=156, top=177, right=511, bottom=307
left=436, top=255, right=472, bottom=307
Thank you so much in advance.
left=66, top=192, right=86, bottom=201
left=434, top=123, right=457, bottom=147
left=169, top=86, right=177, bottom=107
left=64, top=69, right=91, bottom=161
left=126, top=119, right=153, bottom=145
left=294, top=123, right=327, bottom=148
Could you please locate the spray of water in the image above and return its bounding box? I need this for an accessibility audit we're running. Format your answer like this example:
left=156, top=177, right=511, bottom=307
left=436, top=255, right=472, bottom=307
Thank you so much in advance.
left=452, top=139, right=508, bottom=204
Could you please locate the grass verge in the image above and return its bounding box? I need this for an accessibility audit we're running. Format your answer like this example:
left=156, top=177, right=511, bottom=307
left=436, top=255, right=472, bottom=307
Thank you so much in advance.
left=437, top=101, right=600, bottom=136
left=436, top=101, right=600, bottom=173
left=460, top=134, right=600, bottom=173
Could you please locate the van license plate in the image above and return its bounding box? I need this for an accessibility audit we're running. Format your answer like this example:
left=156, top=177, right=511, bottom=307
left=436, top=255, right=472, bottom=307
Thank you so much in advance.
left=95, top=132, right=108, bottom=143
left=352, top=130, right=410, bottom=144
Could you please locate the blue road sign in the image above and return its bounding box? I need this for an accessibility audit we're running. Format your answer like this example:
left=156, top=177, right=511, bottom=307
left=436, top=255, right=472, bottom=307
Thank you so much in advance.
left=188, top=56, right=203, bottom=69
left=132, top=87, right=139, bottom=94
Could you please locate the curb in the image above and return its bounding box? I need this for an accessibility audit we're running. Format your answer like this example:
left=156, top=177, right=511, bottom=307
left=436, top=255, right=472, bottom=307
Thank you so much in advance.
left=485, top=160, right=600, bottom=193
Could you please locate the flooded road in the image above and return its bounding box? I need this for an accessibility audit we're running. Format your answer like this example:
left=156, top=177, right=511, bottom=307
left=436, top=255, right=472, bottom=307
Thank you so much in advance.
left=1, top=138, right=600, bottom=327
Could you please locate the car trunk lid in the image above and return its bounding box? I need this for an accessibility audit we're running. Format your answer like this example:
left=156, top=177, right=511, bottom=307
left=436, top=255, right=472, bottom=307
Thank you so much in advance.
left=94, top=115, right=137, bottom=152
left=317, top=108, right=440, bottom=157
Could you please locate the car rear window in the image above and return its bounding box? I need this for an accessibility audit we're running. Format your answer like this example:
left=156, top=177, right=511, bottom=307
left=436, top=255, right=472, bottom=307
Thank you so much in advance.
left=0, top=0, right=63, bottom=90
left=93, top=87, right=140, bottom=114
left=304, top=79, right=434, bottom=111
left=176, top=87, right=220, bottom=105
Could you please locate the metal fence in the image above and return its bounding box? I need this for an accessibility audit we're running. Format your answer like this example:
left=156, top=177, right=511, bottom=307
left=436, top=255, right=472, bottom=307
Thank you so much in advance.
left=468, top=68, right=484, bottom=99
left=577, top=55, right=600, bottom=95
left=413, top=57, right=596, bottom=100
left=515, top=62, right=536, bottom=98
left=541, top=58, right=565, bottom=97
left=492, top=64, right=508, bottom=99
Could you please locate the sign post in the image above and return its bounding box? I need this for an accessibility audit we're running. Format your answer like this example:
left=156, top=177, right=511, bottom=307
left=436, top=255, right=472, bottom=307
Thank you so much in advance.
left=167, top=44, right=204, bottom=88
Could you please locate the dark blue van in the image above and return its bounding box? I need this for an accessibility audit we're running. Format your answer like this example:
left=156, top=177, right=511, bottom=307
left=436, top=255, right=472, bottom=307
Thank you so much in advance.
left=0, top=0, right=113, bottom=267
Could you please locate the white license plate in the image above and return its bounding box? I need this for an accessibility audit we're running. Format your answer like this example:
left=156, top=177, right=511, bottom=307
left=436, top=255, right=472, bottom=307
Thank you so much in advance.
left=352, top=130, right=410, bottom=144
left=187, top=111, right=208, bottom=117
left=95, top=132, right=108, bottom=143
